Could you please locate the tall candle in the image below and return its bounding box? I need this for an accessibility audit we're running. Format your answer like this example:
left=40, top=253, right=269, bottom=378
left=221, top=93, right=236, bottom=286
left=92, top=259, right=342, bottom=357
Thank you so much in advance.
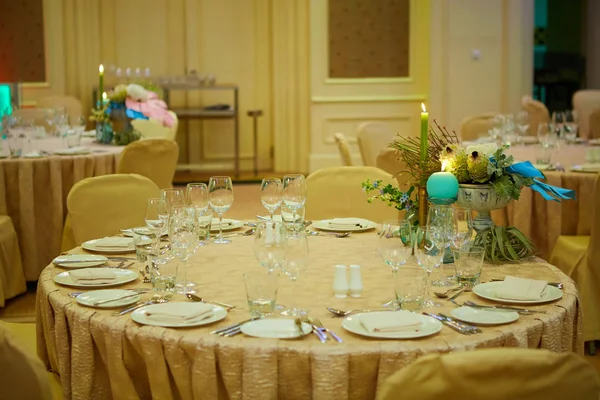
left=420, top=103, right=428, bottom=163
left=98, top=64, right=104, bottom=109
left=102, top=92, right=108, bottom=105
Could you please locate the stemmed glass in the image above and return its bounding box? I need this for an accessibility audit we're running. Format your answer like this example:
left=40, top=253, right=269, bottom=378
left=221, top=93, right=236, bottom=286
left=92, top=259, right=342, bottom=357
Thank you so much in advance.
left=186, top=183, right=211, bottom=245
left=378, top=220, right=414, bottom=273
left=515, top=111, right=530, bottom=137
left=282, top=174, right=307, bottom=232
left=254, top=221, right=286, bottom=273
left=564, top=110, right=578, bottom=141
left=552, top=111, right=565, bottom=136
left=414, top=226, right=445, bottom=307
left=260, top=178, right=283, bottom=220
left=208, top=176, right=234, bottom=244
left=280, top=231, right=309, bottom=316
left=450, top=207, right=474, bottom=251
left=160, top=188, right=185, bottom=213
left=169, top=206, right=199, bottom=294
left=44, top=108, right=57, bottom=136
left=145, top=198, right=166, bottom=239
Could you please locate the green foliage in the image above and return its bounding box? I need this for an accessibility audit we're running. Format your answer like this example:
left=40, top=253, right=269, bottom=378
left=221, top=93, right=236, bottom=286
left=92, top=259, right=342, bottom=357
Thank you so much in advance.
left=113, top=128, right=141, bottom=146
left=362, top=180, right=416, bottom=212
left=89, top=104, right=110, bottom=124
left=473, top=226, right=535, bottom=263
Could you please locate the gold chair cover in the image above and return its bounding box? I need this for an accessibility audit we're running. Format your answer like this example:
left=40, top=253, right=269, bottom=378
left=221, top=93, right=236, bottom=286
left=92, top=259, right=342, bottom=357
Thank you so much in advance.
left=375, top=148, right=410, bottom=190
left=131, top=118, right=171, bottom=140
left=377, top=348, right=600, bottom=400
left=522, top=95, right=550, bottom=136
left=167, top=111, right=179, bottom=141
left=356, top=122, right=395, bottom=166
left=117, top=139, right=179, bottom=189
left=459, top=113, right=496, bottom=141
left=333, top=133, right=353, bottom=166
left=573, top=90, right=600, bottom=139
left=305, top=166, right=399, bottom=221
left=0, top=216, right=26, bottom=307
left=61, top=174, right=159, bottom=246
left=589, top=107, right=600, bottom=139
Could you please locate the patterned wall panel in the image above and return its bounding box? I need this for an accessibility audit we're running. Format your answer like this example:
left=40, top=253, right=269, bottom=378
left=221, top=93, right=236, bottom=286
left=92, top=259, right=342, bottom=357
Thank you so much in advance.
left=0, top=0, right=46, bottom=82
left=328, top=0, right=410, bottom=78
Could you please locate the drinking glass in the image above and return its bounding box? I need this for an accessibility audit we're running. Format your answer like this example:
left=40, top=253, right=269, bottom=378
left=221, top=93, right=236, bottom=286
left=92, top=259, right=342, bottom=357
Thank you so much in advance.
left=564, top=110, right=578, bottom=141
left=281, top=203, right=305, bottom=231
left=260, top=178, right=283, bottom=220
left=244, top=272, right=279, bottom=317
left=65, top=130, right=81, bottom=148
left=254, top=221, right=286, bottom=273
left=186, top=183, right=209, bottom=211
left=208, top=176, right=234, bottom=244
left=537, top=123, right=558, bottom=149
left=453, top=246, right=485, bottom=289
left=427, top=204, right=454, bottom=286
left=44, top=108, right=57, bottom=136
left=145, top=198, right=166, bottom=239
left=378, top=219, right=414, bottom=273
left=414, top=226, right=445, bottom=307
left=169, top=206, right=199, bottom=293
left=196, top=208, right=212, bottom=246
left=450, top=207, right=474, bottom=250
left=552, top=111, right=565, bottom=136
left=160, top=188, right=185, bottom=214
left=72, top=115, right=86, bottom=133
left=282, top=174, right=307, bottom=231
left=149, top=250, right=178, bottom=295
left=394, top=266, right=428, bottom=311
left=133, top=233, right=153, bottom=263
left=515, top=111, right=530, bottom=136
left=280, top=231, right=309, bottom=316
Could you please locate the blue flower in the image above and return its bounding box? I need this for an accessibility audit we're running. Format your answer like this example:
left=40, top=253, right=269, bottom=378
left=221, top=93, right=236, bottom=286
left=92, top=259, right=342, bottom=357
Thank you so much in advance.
left=373, top=181, right=379, bottom=188
left=400, top=194, right=409, bottom=203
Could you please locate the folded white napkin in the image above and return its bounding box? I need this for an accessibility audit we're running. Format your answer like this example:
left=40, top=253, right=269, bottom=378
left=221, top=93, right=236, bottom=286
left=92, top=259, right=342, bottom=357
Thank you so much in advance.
left=329, top=218, right=360, bottom=225
left=211, top=218, right=232, bottom=227
left=93, top=237, right=133, bottom=248
left=359, top=311, right=422, bottom=333
left=145, top=305, right=213, bottom=323
left=495, top=276, right=548, bottom=301
left=69, top=269, right=116, bottom=284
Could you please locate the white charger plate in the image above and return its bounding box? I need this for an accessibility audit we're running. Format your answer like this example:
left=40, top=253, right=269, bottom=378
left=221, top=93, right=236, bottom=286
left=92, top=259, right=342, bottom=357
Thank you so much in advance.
left=570, top=164, right=600, bottom=173
left=52, top=254, right=108, bottom=268
left=210, top=218, right=243, bottom=232
left=132, top=302, right=227, bottom=328
left=450, top=306, right=518, bottom=326
left=534, top=164, right=555, bottom=171
left=120, top=227, right=153, bottom=237
left=313, top=218, right=377, bottom=232
left=82, top=237, right=135, bottom=254
left=472, top=281, right=563, bottom=304
left=76, top=289, right=141, bottom=308
left=54, top=267, right=139, bottom=288
left=342, top=312, right=442, bottom=339
left=54, top=147, right=91, bottom=155
left=241, top=319, right=312, bottom=339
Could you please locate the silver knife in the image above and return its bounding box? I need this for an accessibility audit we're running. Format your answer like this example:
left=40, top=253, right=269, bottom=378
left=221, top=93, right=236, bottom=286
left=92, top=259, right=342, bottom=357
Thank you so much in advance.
left=114, top=300, right=154, bottom=316
left=94, top=292, right=142, bottom=306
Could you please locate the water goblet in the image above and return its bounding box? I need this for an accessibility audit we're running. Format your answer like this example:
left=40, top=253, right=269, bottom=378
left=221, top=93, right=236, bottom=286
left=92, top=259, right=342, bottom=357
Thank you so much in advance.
left=208, top=176, right=234, bottom=244
left=450, top=206, right=474, bottom=251
left=378, top=219, right=414, bottom=273
left=414, top=226, right=445, bottom=307
left=280, top=231, right=309, bottom=316
left=169, top=206, right=199, bottom=293
left=254, top=221, right=286, bottom=273
left=453, top=246, right=485, bottom=289
left=261, top=178, right=283, bottom=220
left=282, top=174, right=306, bottom=232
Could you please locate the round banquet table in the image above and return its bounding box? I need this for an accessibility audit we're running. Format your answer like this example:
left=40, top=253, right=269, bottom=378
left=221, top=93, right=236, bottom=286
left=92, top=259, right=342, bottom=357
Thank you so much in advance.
left=36, top=230, right=582, bottom=400
left=0, top=137, right=123, bottom=281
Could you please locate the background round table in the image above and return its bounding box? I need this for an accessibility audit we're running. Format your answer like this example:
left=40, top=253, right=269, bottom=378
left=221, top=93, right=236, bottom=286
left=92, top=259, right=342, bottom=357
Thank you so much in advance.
left=37, top=230, right=582, bottom=400
left=0, top=137, right=123, bottom=281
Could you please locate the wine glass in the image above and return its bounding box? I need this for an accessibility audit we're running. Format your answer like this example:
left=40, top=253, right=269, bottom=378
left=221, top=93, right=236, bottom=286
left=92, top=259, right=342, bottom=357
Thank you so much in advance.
left=145, top=198, right=166, bottom=238
left=208, top=176, right=234, bottom=244
left=186, top=183, right=209, bottom=211
left=160, top=188, right=185, bottom=214
left=280, top=231, right=309, bottom=316
left=254, top=221, right=286, bottom=273
left=260, top=178, right=283, bottom=220
left=537, top=123, right=558, bottom=150
left=282, top=174, right=306, bottom=231
left=414, top=226, right=445, bottom=307
left=450, top=207, right=474, bottom=251
left=169, top=206, right=199, bottom=293
left=564, top=110, right=578, bottom=141
left=72, top=115, right=86, bottom=134
left=44, top=108, right=57, bottom=136
left=426, top=204, right=454, bottom=286
left=552, top=111, right=565, bottom=136
left=515, top=111, right=530, bottom=136
left=378, top=219, right=414, bottom=273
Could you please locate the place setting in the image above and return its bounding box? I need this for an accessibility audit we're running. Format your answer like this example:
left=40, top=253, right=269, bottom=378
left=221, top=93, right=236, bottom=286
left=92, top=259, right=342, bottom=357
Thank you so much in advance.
left=82, top=237, right=136, bottom=254
left=54, top=267, right=139, bottom=288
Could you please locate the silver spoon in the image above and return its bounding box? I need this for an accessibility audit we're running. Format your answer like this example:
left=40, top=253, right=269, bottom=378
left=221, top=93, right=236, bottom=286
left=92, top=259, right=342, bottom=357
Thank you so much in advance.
left=307, top=231, right=351, bottom=238
left=186, top=293, right=236, bottom=310
left=326, top=307, right=392, bottom=317
left=434, top=286, right=462, bottom=298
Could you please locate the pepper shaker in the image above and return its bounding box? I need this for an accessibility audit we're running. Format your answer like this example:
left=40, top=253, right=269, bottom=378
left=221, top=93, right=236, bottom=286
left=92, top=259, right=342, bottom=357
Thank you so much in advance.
left=348, top=264, right=363, bottom=297
left=333, top=265, right=349, bottom=298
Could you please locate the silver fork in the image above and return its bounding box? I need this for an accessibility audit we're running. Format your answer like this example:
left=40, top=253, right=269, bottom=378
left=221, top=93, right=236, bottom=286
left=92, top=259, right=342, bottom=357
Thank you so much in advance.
left=312, top=318, right=343, bottom=343
left=114, top=294, right=171, bottom=316
left=306, top=231, right=351, bottom=238
left=210, top=317, right=262, bottom=336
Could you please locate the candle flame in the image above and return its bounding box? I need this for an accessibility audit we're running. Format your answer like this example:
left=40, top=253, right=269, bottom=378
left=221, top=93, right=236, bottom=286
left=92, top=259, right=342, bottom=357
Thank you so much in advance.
left=441, top=159, right=450, bottom=171
left=99, top=64, right=104, bottom=74
left=102, top=92, right=107, bottom=100
left=421, top=103, right=426, bottom=113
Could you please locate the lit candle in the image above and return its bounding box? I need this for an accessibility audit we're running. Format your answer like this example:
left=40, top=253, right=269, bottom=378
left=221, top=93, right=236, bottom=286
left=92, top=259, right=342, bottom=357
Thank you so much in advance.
left=102, top=92, right=108, bottom=105
left=420, top=103, right=428, bottom=162
left=98, top=64, right=104, bottom=109
left=426, top=160, right=459, bottom=200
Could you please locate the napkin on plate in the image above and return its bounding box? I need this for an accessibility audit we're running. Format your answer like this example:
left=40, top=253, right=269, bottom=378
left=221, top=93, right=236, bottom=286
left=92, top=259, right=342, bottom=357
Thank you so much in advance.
left=93, top=237, right=133, bottom=248
left=69, top=269, right=116, bottom=284
left=359, top=311, right=422, bottom=333
left=494, top=276, right=548, bottom=301
left=328, top=218, right=365, bottom=228
left=145, top=305, right=214, bottom=323
left=211, top=218, right=233, bottom=228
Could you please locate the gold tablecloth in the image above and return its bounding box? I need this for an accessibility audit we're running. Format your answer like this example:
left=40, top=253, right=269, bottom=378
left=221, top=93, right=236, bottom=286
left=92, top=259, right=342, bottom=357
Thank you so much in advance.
left=0, top=145, right=121, bottom=281
left=492, top=170, right=598, bottom=260
left=36, top=231, right=582, bottom=400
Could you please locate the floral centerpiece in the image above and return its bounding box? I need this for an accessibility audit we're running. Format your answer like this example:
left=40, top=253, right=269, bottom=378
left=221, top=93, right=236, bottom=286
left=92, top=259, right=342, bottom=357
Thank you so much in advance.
left=363, top=119, right=575, bottom=263
left=90, top=81, right=174, bottom=145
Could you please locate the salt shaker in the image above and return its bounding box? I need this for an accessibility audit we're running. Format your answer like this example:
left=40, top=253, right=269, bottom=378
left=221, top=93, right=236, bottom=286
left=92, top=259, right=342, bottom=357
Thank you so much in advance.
left=333, top=265, right=349, bottom=298
left=348, top=264, right=363, bottom=297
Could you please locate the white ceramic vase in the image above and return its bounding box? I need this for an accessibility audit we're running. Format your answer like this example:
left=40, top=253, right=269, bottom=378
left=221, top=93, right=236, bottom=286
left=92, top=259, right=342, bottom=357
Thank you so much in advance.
left=455, top=184, right=512, bottom=233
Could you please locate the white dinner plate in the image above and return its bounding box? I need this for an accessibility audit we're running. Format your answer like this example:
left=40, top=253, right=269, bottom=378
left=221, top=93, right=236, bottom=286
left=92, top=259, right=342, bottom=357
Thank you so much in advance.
left=210, top=218, right=243, bottom=232
left=76, top=289, right=141, bottom=308
left=313, top=218, right=377, bottom=232
left=54, top=147, right=91, bottom=155
left=570, top=164, right=600, bottom=173
left=519, top=136, right=539, bottom=145
left=341, top=312, right=442, bottom=339
left=53, top=267, right=139, bottom=288
left=241, top=319, right=312, bottom=339
left=131, top=302, right=227, bottom=328
left=450, top=306, right=519, bottom=326
left=533, top=164, right=555, bottom=171
left=81, top=130, right=96, bottom=138
left=22, top=152, right=44, bottom=158
left=52, top=254, right=108, bottom=268
left=82, top=237, right=135, bottom=253
left=472, top=281, right=563, bottom=304
left=589, top=139, right=600, bottom=146
left=120, top=227, right=153, bottom=237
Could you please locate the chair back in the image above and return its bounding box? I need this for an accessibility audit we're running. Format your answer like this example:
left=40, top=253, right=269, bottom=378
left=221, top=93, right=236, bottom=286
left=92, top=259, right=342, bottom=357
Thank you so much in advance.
left=459, top=113, right=496, bottom=141
left=333, top=133, right=353, bottom=166
left=12, top=108, right=47, bottom=127
left=377, top=348, right=600, bottom=400
left=37, top=95, right=83, bottom=124
left=66, top=174, right=159, bottom=245
left=117, top=139, right=179, bottom=189
left=356, top=122, right=395, bottom=166
left=522, top=95, right=550, bottom=136
left=588, top=107, right=600, bottom=139
left=132, top=118, right=171, bottom=140
left=305, top=166, right=399, bottom=221
left=573, top=90, right=600, bottom=139
left=167, top=111, right=179, bottom=141
left=375, top=148, right=410, bottom=189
